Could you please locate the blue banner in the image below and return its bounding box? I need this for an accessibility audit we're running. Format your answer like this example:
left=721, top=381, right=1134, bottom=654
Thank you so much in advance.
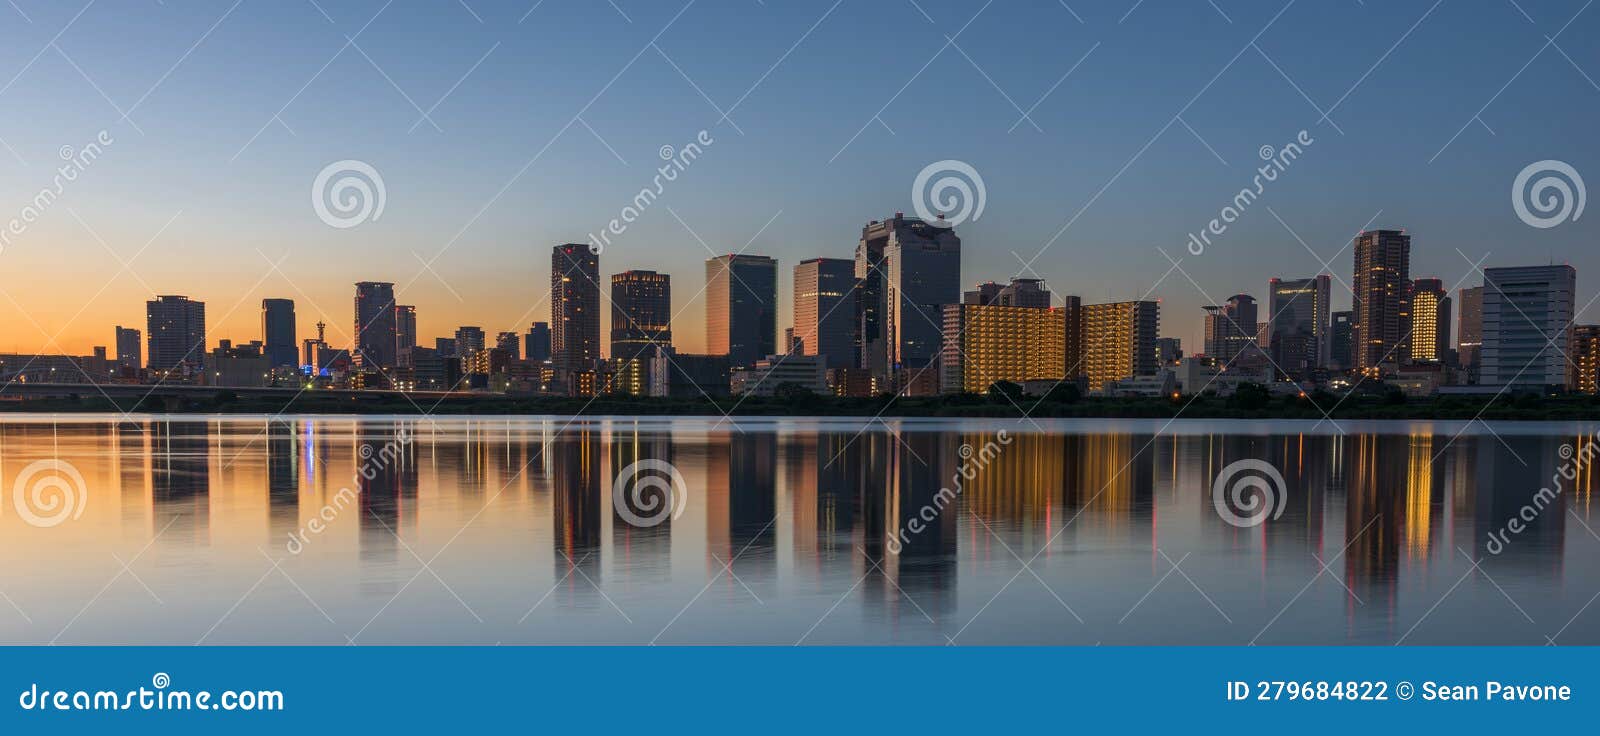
left=2, top=647, right=1592, bottom=733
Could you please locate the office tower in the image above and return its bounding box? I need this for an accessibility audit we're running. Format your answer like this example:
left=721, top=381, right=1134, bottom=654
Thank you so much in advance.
left=145, top=295, right=206, bottom=375
left=1409, top=278, right=1452, bottom=364
left=1457, top=286, right=1484, bottom=369
left=1481, top=265, right=1576, bottom=390
left=1352, top=229, right=1411, bottom=374
left=495, top=331, right=521, bottom=361
left=1570, top=325, right=1600, bottom=393
left=526, top=322, right=551, bottom=363
left=354, top=281, right=398, bottom=370
left=114, top=326, right=141, bottom=371
left=1265, top=275, right=1330, bottom=374
left=1202, top=294, right=1258, bottom=364
left=395, top=305, right=417, bottom=366
left=793, top=258, right=856, bottom=369
left=940, top=303, right=1065, bottom=393
left=551, top=244, right=601, bottom=372
left=854, top=213, right=962, bottom=382
left=1082, top=300, right=1159, bottom=391
left=260, top=298, right=297, bottom=368
left=610, top=270, right=672, bottom=359
left=1329, top=311, right=1354, bottom=369
left=705, top=254, right=778, bottom=368
left=1155, top=337, right=1182, bottom=366
left=610, top=270, right=671, bottom=395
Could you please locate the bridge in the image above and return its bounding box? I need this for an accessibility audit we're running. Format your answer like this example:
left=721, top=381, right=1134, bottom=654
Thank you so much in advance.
left=0, top=382, right=476, bottom=411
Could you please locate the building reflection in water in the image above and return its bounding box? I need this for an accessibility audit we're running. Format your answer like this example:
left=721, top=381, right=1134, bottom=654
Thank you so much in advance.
left=150, top=421, right=211, bottom=543
left=552, top=428, right=601, bottom=583
left=2, top=416, right=1592, bottom=644
left=357, top=421, right=418, bottom=592
left=609, top=423, right=673, bottom=576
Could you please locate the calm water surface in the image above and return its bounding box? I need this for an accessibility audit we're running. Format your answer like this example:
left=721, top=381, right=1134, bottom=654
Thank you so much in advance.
left=0, top=414, right=1596, bottom=646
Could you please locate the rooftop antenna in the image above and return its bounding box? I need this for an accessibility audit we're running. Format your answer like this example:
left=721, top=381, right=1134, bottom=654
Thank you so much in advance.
left=316, top=321, right=326, bottom=342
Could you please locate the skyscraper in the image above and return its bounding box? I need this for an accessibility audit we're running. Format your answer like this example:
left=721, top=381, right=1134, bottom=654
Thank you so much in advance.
left=1457, top=286, right=1484, bottom=370
left=1329, top=310, right=1354, bottom=370
left=1082, top=300, right=1159, bottom=391
left=1409, top=278, right=1452, bottom=364
left=261, top=298, right=297, bottom=369
left=526, top=322, right=551, bottom=363
left=146, top=295, right=206, bottom=375
left=705, top=254, right=777, bottom=368
left=1481, top=265, right=1575, bottom=390
left=854, top=214, right=961, bottom=383
left=1265, top=275, right=1330, bottom=374
left=551, top=244, right=601, bottom=373
left=114, top=326, right=141, bottom=371
left=792, top=258, right=856, bottom=369
left=354, top=281, right=398, bottom=370
left=1202, top=294, right=1258, bottom=365
left=610, top=270, right=672, bottom=360
left=495, top=331, right=521, bottom=361
left=1352, top=229, right=1411, bottom=375
left=395, top=305, right=417, bottom=367
left=610, top=270, right=671, bottom=395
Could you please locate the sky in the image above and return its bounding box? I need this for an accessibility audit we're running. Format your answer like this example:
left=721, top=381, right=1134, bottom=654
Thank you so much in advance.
left=0, top=0, right=1596, bottom=356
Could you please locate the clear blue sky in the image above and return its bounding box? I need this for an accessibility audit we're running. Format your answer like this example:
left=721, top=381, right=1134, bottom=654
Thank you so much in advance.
left=0, top=0, right=1595, bottom=354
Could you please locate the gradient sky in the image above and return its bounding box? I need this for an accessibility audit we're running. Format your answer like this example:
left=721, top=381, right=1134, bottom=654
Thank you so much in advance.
left=0, top=0, right=1596, bottom=357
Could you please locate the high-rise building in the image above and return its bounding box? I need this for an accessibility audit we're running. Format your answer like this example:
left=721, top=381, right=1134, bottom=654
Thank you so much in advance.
left=1569, top=324, right=1600, bottom=393
left=793, top=258, right=856, bottom=369
left=395, top=305, right=417, bottom=366
left=940, top=303, right=1065, bottom=394
left=854, top=213, right=961, bottom=383
left=526, top=322, right=551, bottom=363
left=145, top=295, right=206, bottom=375
left=963, top=278, right=1052, bottom=308
left=1481, top=265, right=1576, bottom=390
left=1265, top=275, right=1330, bottom=375
left=1063, top=295, right=1085, bottom=378
left=354, top=281, right=398, bottom=370
left=1081, top=300, right=1159, bottom=391
left=1329, top=311, right=1354, bottom=370
left=610, top=270, right=672, bottom=359
left=610, top=269, right=672, bottom=395
left=1409, top=278, right=1452, bottom=364
left=261, top=298, right=297, bottom=368
left=1352, top=229, right=1411, bottom=375
left=455, top=326, right=486, bottom=358
left=1202, top=294, right=1258, bottom=365
left=551, top=244, right=601, bottom=373
left=1457, top=286, right=1484, bottom=369
left=114, top=326, right=141, bottom=371
left=495, top=331, right=521, bottom=361
left=1155, top=337, right=1182, bottom=366
left=705, top=254, right=777, bottom=368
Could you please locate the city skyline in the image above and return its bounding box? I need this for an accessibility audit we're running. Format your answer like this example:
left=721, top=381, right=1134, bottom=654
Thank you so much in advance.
left=0, top=2, right=1596, bottom=357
